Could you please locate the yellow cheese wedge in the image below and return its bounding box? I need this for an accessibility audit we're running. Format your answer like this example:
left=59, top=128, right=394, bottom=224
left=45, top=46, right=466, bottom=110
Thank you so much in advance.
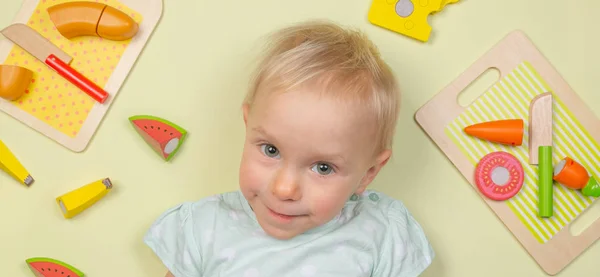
left=47, top=1, right=138, bottom=41
left=368, top=0, right=444, bottom=42
left=0, top=65, right=33, bottom=101
left=56, top=178, right=113, bottom=218
left=0, top=139, right=34, bottom=186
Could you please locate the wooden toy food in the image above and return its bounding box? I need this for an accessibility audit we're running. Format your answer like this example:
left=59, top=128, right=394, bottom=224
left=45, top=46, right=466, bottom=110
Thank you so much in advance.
left=474, top=151, right=524, bottom=201
left=367, top=0, right=460, bottom=42
left=415, top=30, right=600, bottom=275
left=26, top=257, right=84, bottom=277
left=0, top=139, right=34, bottom=187
left=1, top=23, right=109, bottom=104
left=528, top=92, right=554, bottom=218
left=464, top=119, right=524, bottom=146
left=56, top=178, right=113, bottom=219
left=129, top=115, right=188, bottom=161
left=554, top=157, right=600, bottom=197
left=47, top=1, right=139, bottom=41
left=0, top=64, right=32, bottom=101
left=0, top=0, right=161, bottom=152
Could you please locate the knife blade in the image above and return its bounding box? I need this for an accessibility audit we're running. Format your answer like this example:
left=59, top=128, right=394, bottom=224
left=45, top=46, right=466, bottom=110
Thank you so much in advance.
left=1, top=23, right=108, bottom=104
left=528, top=92, right=553, bottom=218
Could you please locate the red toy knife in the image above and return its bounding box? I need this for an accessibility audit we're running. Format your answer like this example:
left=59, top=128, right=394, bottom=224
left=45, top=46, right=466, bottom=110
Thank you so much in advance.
left=1, top=23, right=108, bottom=104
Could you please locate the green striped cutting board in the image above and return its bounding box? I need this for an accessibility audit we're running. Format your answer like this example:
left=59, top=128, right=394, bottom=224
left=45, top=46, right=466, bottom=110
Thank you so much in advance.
left=444, top=60, right=600, bottom=244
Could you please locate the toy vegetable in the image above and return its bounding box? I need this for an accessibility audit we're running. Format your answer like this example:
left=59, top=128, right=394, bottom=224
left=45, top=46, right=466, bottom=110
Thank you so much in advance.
left=553, top=157, right=600, bottom=197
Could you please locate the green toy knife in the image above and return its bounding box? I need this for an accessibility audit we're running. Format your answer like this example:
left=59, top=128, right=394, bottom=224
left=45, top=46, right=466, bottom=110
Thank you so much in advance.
left=529, top=92, right=554, bottom=218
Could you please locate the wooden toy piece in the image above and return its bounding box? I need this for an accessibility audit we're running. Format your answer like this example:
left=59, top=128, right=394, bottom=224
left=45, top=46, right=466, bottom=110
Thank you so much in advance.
left=438, top=0, right=460, bottom=11
left=463, top=119, right=524, bottom=146
left=1, top=23, right=109, bottom=104
left=0, top=65, right=33, bottom=101
left=415, top=30, right=600, bottom=275
left=554, top=157, right=600, bottom=197
left=474, top=151, right=524, bottom=201
left=56, top=178, right=112, bottom=219
left=528, top=92, right=553, bottom=164
left=0, top=0, right=163, bottom=153
left=0, top=139, right=34, bottom=186
left=129, top=115, right=188, bottom=161
left=528, top=92, right=554, bottom=218
left=553, top=157, right=590, bottom=190
left=368, top=0, right=444, bottom=42
left=47, top=1, right=139, bottom=41
left=582, top=177, right=600, bottom=197
left=26, top=257, right=85, bottom=277
left=537, top=145, right=553, bottom=217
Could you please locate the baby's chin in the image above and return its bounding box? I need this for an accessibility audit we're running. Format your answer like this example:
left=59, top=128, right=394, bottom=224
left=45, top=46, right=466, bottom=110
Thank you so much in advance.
left=256, top=218, right=306, bottom=240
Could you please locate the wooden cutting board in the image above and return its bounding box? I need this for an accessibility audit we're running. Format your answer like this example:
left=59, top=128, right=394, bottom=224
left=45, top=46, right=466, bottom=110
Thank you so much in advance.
left=0, top=0, right=163, bottom=152
left=415, top=30, right=600, bottom=275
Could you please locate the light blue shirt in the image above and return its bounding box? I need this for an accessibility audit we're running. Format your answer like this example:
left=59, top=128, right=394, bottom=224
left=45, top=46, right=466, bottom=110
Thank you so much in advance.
left=144, top=190, right=434, bottom=276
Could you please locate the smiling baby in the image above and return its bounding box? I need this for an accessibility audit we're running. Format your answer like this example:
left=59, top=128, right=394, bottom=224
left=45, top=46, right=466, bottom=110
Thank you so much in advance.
left=144, top=19, right=434, bottom=277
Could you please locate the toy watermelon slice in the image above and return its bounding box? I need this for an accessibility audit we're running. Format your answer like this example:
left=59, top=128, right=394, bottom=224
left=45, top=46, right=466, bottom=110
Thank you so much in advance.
left=129, top=115, right=187, bottom=161
left=26, top=257, right=84, bottom=277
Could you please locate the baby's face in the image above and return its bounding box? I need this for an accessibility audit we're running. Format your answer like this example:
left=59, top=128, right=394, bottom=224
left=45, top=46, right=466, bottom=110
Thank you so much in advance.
left=238, top=85, right=390, bottom=240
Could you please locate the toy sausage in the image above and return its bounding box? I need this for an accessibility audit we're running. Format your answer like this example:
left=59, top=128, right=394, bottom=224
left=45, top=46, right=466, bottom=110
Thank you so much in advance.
left=47, top=1, right=139, bottom=41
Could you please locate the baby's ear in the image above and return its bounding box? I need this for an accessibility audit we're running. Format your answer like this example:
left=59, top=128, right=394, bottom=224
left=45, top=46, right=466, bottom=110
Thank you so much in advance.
left=242, top=103, right=250, bottom=126
left=356, top=149, right=392, bottom=193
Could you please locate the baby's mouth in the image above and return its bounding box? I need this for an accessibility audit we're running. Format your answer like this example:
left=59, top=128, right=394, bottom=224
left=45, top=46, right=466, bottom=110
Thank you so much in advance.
left=266, top=206, right=306, bottom=219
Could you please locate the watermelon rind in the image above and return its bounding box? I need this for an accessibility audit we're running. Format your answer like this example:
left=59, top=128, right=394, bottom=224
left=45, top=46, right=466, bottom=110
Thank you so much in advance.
left=128, top=115, right=187, bottom=135
left=26, top=257, right=84, bottom=276
left=128, top=115, right=188, bottom=161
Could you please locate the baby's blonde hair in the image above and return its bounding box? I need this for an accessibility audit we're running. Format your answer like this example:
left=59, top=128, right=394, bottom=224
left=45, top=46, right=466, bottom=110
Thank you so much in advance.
left=244, top=20, right=400, bottom=153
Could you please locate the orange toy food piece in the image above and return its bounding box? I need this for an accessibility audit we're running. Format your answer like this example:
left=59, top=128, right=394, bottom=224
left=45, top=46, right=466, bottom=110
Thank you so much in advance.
left=47, top=1, right=106, bottom=39
left=464, top=119, right=524, bottom=146
left=97, top=6, right=139, bottom=41
left=0, top=65, right=33, bottom=101
left=553, top=157, right=590, bottom=190
left=47, top=1, right=138, bottom=41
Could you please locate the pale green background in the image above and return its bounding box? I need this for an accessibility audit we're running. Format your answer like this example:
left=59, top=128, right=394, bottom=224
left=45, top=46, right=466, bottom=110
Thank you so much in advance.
left=1, top=0, right=598, bottom=276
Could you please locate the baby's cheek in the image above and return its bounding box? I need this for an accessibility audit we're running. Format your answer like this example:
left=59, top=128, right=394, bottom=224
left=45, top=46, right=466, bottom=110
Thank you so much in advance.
left=311, top=193, right=346, bottom=223
left=239, top=158, right=266, bottom=193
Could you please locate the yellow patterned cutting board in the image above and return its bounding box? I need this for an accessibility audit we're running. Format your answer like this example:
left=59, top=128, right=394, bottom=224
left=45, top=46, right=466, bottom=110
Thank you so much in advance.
left=0, top=0, right=163, bottom=152
left=415, top=30, right=600, bottom=275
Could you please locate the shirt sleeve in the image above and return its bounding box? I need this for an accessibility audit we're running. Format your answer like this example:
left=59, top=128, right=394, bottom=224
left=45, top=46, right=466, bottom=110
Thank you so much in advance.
left=372, top=199, right=435, bottom=277
left=144, top=201, right=205, bottom=277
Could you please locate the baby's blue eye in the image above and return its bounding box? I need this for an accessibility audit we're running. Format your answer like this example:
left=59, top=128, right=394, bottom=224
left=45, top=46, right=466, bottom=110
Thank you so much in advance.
left=312, top=163, right=333, bottom=175
left=261, top=144, right=280, bottom=158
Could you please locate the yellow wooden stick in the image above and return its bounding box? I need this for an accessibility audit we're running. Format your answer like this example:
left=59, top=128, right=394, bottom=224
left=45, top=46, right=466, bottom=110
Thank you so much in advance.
left=56, top=178, right=112, bottom=218
left=0, top=139, right=34, bottom=186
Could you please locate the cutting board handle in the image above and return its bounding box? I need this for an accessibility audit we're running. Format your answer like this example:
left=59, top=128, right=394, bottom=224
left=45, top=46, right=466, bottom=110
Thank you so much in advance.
left=559, top=200, right=600, bottom=245
left=446, top=33, right=527, bottom=109
left=416, top=31, right=529, bottom=127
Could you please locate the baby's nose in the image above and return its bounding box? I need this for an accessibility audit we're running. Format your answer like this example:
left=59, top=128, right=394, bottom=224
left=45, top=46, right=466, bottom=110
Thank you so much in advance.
left=271, top=176, right=301, bottom=201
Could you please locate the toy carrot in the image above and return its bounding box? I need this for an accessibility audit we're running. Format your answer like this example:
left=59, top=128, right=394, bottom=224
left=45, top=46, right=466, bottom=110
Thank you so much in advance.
left=553, top=157, right=600, bottom=197
left=464, top=119, right=524, bottom=146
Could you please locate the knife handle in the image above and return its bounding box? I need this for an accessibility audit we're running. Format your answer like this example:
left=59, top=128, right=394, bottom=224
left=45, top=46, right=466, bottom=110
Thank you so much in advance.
left=45, top=54, right=108, bottom=104
left=538, top=146, right=553, bottom=218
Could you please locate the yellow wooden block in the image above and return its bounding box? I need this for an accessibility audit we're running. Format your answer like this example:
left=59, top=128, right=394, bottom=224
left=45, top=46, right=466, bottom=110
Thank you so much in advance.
left=368, top=0, right=445, bottom=42
left=435, top=0, right=460, bottom=12
left=0, top=139, right=34, bottom=186
left=56, top=178, right=112, bottom=218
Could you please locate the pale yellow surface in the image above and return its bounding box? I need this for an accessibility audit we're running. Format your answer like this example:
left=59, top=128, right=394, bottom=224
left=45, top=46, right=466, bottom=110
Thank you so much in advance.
left=0, top=0, right=598, bottom=276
